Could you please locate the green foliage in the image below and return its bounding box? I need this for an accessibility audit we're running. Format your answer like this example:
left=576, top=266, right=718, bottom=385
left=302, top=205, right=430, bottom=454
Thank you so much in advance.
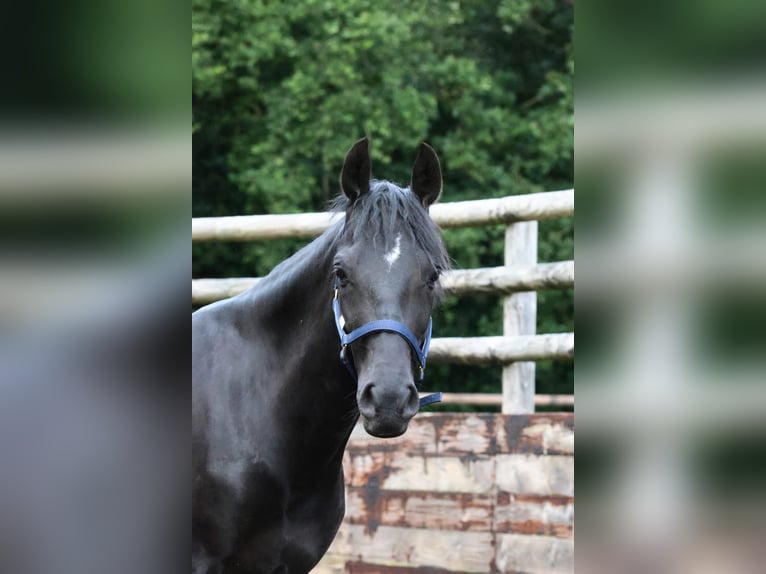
left=193, top=0, right=573, bottom=399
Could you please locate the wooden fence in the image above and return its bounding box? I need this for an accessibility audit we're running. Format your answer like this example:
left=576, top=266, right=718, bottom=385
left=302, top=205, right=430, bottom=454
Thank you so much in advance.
left=314, top=412, right=574, bottom=573
left=192, top=189, right=574, bottom=412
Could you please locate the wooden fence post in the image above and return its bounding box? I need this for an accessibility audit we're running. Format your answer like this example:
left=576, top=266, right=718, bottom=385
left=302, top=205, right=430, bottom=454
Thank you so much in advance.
left=502, top=221, right=538, bottom=413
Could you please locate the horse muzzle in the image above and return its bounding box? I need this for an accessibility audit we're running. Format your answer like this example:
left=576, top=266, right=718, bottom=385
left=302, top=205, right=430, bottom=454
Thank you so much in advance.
left=357, top=378, right=420, bottom=438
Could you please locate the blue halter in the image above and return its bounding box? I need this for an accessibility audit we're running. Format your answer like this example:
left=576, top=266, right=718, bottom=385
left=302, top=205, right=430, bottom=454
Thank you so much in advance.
left=332, top=278, right=442, bottom=408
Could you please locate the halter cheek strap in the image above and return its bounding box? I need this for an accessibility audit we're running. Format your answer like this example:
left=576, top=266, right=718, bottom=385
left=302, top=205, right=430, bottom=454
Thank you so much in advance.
left=332, top=278, right=442, bottom=409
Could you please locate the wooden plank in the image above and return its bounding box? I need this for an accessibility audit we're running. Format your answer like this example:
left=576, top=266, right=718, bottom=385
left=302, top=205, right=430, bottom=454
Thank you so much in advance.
left=342, top=563, right=463, bottom=574
left=343, top=413, right=497, bottom=456
left=344, top=450, right=495, bottom=494
left=496, top=414, right=574, bottom=455
left=427, top=393, right=574, bottom=408
left=192, top=190, right=574, bottom=242
left=342, top=489, right=573, bottom=537
left=495, top=454, right=574, bottom=497
left=495, top=534, right=574, bottom=573
left=343, top=417, right=439, bottom=455
left=193, top=211, right=342, bottom=241
left=343, top=413, right=574, bottom=457
left=423, top=414, right=496, bottom=455
left=432, top=190, right=574, bottom=228
left=323, top=524, right=494, bottom=572
left=494, top=494, right=574, bottom=538
left=434, top=392, right=505, bottom=406
left=502, top=221, right=537, bottom=414
left=442, top=262, right=573, bottom=296
left=428, top=334, right=574, bottom=364
left=344, top=488, right=494, bottom=532
left=192, top=261, right=575, bottom=304
left=533, top=394, right=574, bottom=408
left=344, top=413, right=498, bottom=457
left=192, top=277, right=263, bottom=303
left=310, top=555, right=346, bottom=574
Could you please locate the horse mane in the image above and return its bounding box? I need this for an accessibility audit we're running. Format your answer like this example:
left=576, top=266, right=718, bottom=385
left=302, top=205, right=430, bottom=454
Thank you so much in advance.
left=329, top=180, right=451, bottom=272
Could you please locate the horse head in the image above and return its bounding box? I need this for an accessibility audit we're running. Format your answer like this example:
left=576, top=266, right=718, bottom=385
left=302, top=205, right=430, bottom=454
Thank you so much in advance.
left=333, top=138, right=448, bottom=438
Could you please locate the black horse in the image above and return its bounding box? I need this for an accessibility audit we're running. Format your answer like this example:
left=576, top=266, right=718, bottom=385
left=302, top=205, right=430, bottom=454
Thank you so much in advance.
left=192, top=139, right=450, bottom=573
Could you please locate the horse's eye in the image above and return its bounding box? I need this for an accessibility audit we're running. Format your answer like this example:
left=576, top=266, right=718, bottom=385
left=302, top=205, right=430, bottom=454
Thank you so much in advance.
left=426, top=270, right=440, bottom=288
left=334, top=267, right=349, bottom=286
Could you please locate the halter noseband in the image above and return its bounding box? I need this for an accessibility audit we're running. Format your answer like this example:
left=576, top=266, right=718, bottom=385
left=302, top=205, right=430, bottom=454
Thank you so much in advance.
left=332, top=277, right=442, bottom=408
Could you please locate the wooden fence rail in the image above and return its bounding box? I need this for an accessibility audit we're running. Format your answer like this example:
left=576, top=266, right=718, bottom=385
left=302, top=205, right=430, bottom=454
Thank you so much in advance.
left=432, top=393, right=575, bottom=408
left=192, top=261, right=575, bottom=305
left=192, top=189, right=573, bottom=242
left=429, top=333, right=574, bottom=364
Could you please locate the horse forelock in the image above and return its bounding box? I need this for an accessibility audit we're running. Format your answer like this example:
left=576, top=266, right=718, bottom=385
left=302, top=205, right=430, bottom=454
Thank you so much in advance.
left=329, top=181, right=451, bottom=272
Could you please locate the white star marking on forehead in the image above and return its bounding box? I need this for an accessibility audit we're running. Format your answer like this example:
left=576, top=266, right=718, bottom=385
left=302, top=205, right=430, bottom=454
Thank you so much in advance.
left=384, top=234, right=401, bottom=270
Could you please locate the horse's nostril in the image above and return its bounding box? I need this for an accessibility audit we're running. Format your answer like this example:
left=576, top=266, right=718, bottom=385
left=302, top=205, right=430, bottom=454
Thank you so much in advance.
left=403, top=384, right=420, bottom=414
left=358, top=383, right=376, bottom=416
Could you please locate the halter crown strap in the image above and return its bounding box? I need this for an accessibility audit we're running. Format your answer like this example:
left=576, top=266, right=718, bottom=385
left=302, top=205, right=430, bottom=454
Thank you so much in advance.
left=332, top=279, right=441, bottom=409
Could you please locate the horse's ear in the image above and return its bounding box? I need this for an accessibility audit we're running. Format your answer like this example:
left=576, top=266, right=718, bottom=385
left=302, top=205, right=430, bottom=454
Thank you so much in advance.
left=340, top=137, right=371, bottom=201
left=410, top=142, right=442, bottom=209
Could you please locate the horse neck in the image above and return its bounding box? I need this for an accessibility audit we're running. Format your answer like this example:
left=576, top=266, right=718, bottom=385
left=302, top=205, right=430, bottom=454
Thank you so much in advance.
left=255, top=229, right=339, bottom=351
left=250, top=228, right=358, bottom=452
